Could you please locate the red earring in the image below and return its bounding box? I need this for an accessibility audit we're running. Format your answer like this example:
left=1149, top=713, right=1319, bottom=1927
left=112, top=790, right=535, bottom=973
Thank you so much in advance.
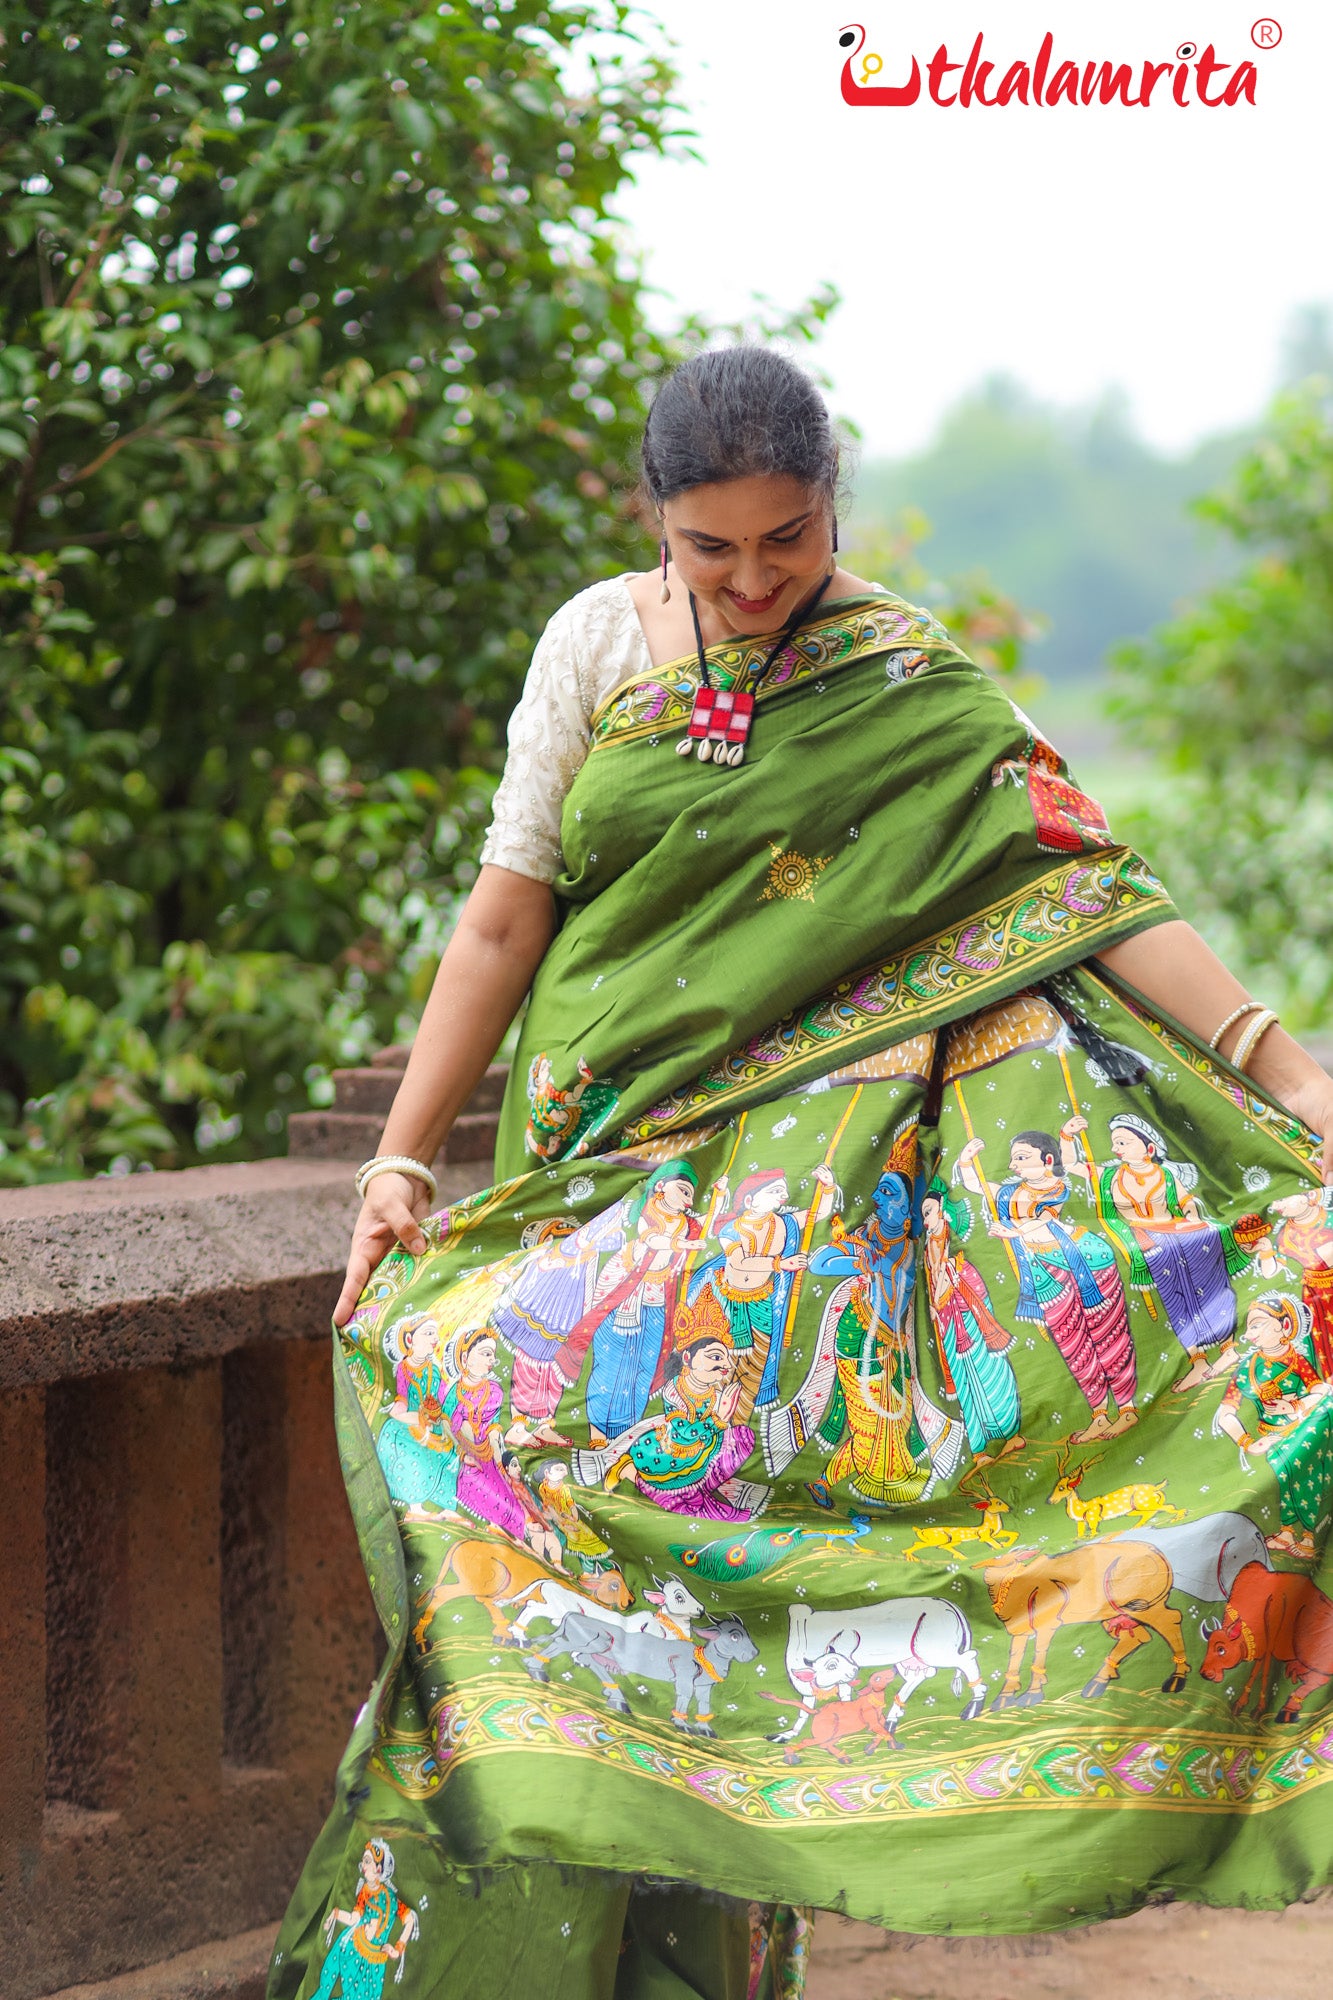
left=659, top=539, right=671, bottom=604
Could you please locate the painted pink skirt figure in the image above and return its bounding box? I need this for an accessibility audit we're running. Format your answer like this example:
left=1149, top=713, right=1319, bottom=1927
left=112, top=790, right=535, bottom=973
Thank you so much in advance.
left=445, top=1328, right=528, bottom=1541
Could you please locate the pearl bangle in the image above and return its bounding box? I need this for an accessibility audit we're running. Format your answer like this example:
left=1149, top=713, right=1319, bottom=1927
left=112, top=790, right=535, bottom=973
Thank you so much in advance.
left=1230, top=1008, right=1281, bottom=1075
left=355, top=1154, right=439, bottom=1204
left=1208, top=1000, right=1264, bottom=1051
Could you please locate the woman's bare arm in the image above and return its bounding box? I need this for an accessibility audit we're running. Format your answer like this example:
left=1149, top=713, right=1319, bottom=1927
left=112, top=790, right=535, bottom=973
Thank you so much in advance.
left=333, top=864, right=556, bottom=1325
left=1097, top=919, right=1333, bottom=1182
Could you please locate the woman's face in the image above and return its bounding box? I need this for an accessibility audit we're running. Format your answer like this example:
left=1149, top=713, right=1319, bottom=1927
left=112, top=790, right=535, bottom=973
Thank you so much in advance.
left=1010, top=1141, right=1054, bottom=1182
left=361, top=1846, right=383, bottom=1887
left=748, top=1178, right=787, bottom=1215
left=464, top=1335, right=497, bottom=1378
left=657, top=1175, right=696, bottom=1215
left=921, top=1195, right=944, bottom=1234
left=1110, top=1125, right=1152, bottom=1163
left=1245, top=1303, right=1288, bottom=1353
left=407, top=1320, right=438, bottom=1360
left=660, top=473, right=834, bottom=633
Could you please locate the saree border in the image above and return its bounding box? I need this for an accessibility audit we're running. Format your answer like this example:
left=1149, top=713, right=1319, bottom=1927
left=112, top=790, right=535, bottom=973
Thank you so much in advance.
left=372, top=1677, right=1333, bottom=1826
left=589, top=592, right=957, bottom=752
left=1082, top=968, right=1324, bottom=1175
left=616, top=849, right=1175, bottom=1145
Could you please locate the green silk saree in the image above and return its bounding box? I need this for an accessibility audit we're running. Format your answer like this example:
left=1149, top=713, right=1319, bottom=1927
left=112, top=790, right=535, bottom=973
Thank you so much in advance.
left=272, top=592, right=1333, bottom=1996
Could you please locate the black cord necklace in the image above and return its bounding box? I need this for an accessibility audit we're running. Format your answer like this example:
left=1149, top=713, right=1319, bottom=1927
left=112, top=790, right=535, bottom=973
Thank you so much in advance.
left=677, top=570, right=837, bottom=767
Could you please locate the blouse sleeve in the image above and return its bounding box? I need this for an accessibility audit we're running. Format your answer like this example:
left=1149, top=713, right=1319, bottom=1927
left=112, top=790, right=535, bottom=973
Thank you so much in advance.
left=478, top=580, right=637, bottom=884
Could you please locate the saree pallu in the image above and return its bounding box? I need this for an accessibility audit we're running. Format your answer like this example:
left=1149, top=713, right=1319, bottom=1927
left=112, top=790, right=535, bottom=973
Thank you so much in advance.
left=272, top=593, right=1333, bottom=1996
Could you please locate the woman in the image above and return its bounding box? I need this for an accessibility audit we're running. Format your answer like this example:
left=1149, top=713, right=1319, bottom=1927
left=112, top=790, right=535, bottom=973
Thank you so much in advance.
left=444, top=1328, right=529, bottom=1543
left=920, top=1176, right=1023, bottom=1464
left=1062, top=1110, right=1247, bottom=1388
left=956, top=1129, right=1138, bottom=1444
left=375, top=1312, right=461, bottom=1523
left=272, top=348, right=1333, bottom=1998
left=1214, top=1291, right=1333, bottom=1560
left=310, top=1840, right=417, bottom=2000
left=1255, top=1187, right=1333, bottom=1374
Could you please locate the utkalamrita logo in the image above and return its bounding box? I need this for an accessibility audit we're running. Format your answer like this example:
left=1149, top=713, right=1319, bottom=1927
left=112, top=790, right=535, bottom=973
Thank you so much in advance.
left=838, top=21, right=1273, bottom=107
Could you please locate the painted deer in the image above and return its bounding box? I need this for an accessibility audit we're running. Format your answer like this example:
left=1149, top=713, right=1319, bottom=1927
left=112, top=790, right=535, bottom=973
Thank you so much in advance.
left=1048, top=1458, right=1184, bottom=1540
left=984, top=1540, right=1188, bottom=1708
left=902, top=1499, right=1018, bottom=1562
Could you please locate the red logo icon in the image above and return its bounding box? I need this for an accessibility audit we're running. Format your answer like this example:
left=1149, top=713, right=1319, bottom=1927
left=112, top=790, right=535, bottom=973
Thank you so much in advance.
left=1251, top=18, right=1282, bottom=48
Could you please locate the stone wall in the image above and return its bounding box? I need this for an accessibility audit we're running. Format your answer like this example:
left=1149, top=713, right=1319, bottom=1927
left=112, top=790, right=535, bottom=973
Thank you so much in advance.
left=1, top=1058, right=501, bottom=1999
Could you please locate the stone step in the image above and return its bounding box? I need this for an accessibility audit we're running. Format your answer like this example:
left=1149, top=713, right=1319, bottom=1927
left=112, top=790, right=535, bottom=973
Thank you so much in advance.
left=327, top=1060, right=509, bottom=1116
left=286, top=1108, right=499, bottom=1167
left=43, top=1922, right=277, bottom=2000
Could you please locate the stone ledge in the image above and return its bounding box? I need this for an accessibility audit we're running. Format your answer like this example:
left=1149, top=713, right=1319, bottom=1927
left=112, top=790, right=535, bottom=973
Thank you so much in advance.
left=0, top=1157, right=490, bottom=1390
left=43, top=1923, right=277, bottom=2000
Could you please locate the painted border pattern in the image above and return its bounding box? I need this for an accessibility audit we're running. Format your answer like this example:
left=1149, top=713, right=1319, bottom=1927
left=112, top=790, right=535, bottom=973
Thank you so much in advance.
left=617, top=850, right=1173, bottom=1143
left=369, top=1679, right=1333, bottom=1824
left=589, top=596, right=956, bottom=751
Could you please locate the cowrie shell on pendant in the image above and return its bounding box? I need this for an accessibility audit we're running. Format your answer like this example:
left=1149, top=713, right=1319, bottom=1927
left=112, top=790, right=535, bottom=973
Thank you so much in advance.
left=697, top=740, right=713, bottom=762
left=675, top=737, right=694, bottom=756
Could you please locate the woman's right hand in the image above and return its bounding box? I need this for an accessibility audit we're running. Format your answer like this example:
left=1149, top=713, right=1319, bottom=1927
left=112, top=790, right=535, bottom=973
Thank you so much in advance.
left=333, top=1171, right=433, bottom=1327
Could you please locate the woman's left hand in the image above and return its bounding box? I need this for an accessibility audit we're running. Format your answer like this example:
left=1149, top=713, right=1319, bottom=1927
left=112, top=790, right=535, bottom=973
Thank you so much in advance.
left=1273, top=1069, right=1333, bottom=1184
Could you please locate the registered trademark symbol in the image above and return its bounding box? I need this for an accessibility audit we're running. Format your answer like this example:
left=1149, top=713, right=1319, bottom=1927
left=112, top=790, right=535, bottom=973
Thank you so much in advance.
left=1251, top=16, right=1282, bottom=46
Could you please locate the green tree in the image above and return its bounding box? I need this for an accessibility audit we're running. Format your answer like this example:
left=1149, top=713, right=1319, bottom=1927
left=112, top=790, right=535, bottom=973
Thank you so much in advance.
left=0, top=0, right=684, bottom=1180
left=854, top=375, right=1247, bottom=682
left=1110, top=381, right=1333, bottom=1026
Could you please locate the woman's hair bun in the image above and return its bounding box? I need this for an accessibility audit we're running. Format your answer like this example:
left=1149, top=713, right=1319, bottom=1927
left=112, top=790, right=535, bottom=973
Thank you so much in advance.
left=640, top=345, right=843, bottom=508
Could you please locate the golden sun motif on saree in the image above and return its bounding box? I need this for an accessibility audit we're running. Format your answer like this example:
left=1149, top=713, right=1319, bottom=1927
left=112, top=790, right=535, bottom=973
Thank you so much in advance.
left=760, top=844, right=830, bottom=904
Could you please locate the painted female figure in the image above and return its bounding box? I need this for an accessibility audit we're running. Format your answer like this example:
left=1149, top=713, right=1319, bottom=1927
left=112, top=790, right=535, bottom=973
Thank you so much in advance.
left=1063, top=1111, right=1247, bottom=1389
left=691, top=1165, right=837, bottom=1419
left=445, top=1328, right=530, bottom=1543
left=958, top=1130, right=1137, bottom=1443
left=492, top=1201, right=627, bottom=1444
left=557, top=1162, right=711, bottom=1445
left=375, top=1312, right=461, bottom=1523
left=920, top=1177, right=1023, bottom=1464
left=315, top=1839, right=418, bottom=1999
left=607, top=1331, right=758, bottom=1520
left=1214, top=1292, right=1333, bottom=1560
left=1256, top=1187, right=1333, bottom=1375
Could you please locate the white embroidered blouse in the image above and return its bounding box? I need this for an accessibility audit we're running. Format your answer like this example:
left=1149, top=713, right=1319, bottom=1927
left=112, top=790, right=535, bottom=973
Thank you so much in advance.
left=477, top=572, right=893, bottom=884
left=477, top=574, right=652, bottom=884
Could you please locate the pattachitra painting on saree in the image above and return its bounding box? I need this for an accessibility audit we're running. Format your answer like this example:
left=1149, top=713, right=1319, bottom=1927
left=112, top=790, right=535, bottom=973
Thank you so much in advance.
left=271, top=594, right=1333, bottom=1996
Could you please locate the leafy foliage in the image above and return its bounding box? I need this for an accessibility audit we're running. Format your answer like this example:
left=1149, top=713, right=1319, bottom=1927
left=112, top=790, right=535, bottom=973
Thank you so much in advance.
left=1111, top=382, right=1333, bottom=1026
left=0, top=0, right=687, bottom=1180
left=0, top=1, right=1041, bottom=1184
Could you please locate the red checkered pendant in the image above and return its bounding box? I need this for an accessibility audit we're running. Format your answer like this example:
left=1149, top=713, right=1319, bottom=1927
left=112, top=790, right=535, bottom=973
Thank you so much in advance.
left=675, top=685, right=755, bottom=767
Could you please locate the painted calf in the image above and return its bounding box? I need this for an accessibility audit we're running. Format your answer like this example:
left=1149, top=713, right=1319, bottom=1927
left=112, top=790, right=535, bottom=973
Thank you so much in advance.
left=1200, top=1562, right=1333, bottom=1723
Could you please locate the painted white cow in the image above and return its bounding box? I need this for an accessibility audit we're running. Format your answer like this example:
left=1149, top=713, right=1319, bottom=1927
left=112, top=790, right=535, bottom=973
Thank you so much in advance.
left=771, top=1597, right=988, bottom=1741
left=507, top=1573, right=704, bottom=1647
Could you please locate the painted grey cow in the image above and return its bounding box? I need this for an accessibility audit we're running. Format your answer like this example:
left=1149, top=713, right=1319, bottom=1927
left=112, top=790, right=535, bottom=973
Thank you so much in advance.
left=1108, top=1510, right=1271, bottom=1600
left=772, top=1597, right=987, bottom=1742
left=524, top=1611, right=757, bottom=1736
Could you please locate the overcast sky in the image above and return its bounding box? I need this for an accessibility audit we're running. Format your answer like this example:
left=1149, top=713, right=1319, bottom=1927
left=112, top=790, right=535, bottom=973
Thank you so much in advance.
left=609, top=0, right=1332, bottom=458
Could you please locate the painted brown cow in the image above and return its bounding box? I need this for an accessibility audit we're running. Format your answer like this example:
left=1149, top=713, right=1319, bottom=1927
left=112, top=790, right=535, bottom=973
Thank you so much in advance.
left=1199, top=1561, right=1333, bottom=1723
left=984, top=1540, right=1188, bottom=1708
left=412, top=1539, right=632, bottom=1652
